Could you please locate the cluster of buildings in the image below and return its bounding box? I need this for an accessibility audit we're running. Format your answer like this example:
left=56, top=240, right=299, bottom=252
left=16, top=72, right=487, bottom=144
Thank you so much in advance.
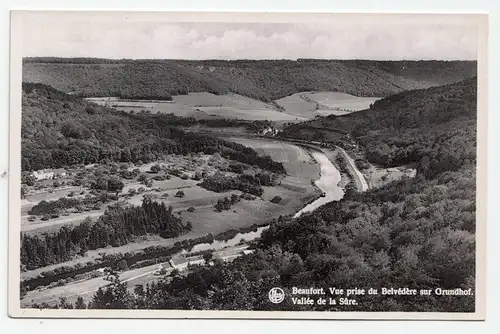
left=31, top=168, right=67, bottom=181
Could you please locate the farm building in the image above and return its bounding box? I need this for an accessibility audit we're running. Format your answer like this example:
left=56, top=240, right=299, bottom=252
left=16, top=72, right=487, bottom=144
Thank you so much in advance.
left=31, top=168, right=67, bottom=181
left=261, top=127, right=279, bottom=136
left=169, top=255, right=205, bottom=271
left=212, top=245, right=254, bottom=262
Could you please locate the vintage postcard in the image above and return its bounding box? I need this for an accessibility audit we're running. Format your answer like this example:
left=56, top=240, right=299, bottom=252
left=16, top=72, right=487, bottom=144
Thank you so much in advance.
left=9, top=11, right=488, bottom=319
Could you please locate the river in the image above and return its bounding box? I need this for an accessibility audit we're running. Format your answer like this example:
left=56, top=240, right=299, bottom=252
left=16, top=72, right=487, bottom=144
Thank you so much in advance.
left=293, top=150, right=344, bottom=217
left=176, top=149, right=344, bottom=254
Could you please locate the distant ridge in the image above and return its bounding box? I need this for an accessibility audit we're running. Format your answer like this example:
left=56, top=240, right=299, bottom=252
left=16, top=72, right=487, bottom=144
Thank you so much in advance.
left=23, top=58, right=476, bottom=102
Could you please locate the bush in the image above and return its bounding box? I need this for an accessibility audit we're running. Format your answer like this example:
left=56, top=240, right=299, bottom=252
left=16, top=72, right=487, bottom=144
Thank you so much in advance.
left=150, top=164, right=161, bottom=174
left=175, top=190, right=185, bottom=198
left=187, top=207, right=195, bottom=212
left=138, top=174, right=148, bottom=183
left=270, top=196, right=282, bottom=204
left=116, top=259, right=129, bottom=271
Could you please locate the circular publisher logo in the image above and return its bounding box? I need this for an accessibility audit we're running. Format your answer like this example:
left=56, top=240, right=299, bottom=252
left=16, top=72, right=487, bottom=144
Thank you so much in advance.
left=268, top=287, right=285, bottom=304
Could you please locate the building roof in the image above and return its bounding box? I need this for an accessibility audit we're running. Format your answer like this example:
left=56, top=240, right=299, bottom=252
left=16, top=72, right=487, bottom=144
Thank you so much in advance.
left=53, top=168, right=67, bottom=173
left=186, top=255, right=204, bottom=263
left=33, top=168, right=67, bottom=174
left=169, top=255, right=188, bottom=266
left=213, top=246, right=251, bottom=260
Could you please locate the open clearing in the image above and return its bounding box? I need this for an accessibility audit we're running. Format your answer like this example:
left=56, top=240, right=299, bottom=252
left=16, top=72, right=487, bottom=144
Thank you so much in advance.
left=173, top=92, right=248, bottom=108
left=226, top=138, right=312, bottom=163
left=274, top=91, right=381, bottom=118
left=87, top=98, right=207, bottom=118
left=274, top=93, right=318, bottom=119
left=198, top=106, right=306, bottom=121
left=226, top=137, right=320, bottom=184
left=306, top=92, right=381, bottom=115
left=88, top=93, right=303, bottom=121
left=172, top=92, right=276, bottom=110
left=225, top=93, right=277, bottom=109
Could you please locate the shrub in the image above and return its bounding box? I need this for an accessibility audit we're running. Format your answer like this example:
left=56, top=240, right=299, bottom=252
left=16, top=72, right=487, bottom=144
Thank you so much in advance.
left=270, top=196, right=282, bottom=204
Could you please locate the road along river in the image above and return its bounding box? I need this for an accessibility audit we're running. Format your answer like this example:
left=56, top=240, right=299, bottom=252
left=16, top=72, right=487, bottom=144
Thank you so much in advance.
left=337, top=147, right=369, bottom=192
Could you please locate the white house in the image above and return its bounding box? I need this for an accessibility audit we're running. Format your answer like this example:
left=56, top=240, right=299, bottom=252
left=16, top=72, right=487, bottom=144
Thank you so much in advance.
left=32, top=169, right=54, bottom=180
left=169, top=255, right=205, bottom=271
left=32, top=168, right=67, bottom=181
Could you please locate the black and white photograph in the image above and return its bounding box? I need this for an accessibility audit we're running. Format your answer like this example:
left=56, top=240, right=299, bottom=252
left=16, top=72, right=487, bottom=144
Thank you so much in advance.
left=8, top=11, right=487, bottom=319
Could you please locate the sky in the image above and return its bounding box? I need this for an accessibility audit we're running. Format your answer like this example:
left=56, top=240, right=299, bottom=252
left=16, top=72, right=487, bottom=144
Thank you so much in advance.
left=19, top=12, right=480, bottom=60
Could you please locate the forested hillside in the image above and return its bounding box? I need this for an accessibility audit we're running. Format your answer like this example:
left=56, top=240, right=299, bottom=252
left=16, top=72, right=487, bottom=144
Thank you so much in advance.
left=21, top=83, right=284, bottom=173
left=23, top=58, right=476, bottom=102
left=282, top=77, right=477, bottom=177
left=44, top=74, right=478, bottom=312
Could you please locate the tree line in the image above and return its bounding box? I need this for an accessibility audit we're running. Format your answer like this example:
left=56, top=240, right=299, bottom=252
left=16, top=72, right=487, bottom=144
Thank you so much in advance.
left=21, top=198, right=189, bottom=270
left=199, top=172, right=278, bottom=197
left=214, top=194, right=241, bottom=212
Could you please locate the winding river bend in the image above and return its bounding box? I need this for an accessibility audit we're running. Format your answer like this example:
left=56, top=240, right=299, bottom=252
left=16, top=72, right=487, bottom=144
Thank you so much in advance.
left=184, top=149, right=344, bottom=254
left=293, top=150, right=344, bottom=218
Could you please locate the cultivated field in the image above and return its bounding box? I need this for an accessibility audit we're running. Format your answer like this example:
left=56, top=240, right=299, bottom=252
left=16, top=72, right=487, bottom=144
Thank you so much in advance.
left=306, top=92, right=381, bottom=115
left=225, top=138, right=320, bottom=196
left=172, top=92, right=247, bottom=108
left=172, top=92, right=277, bottom=110
left=226, top=138, right=312, bottom=163
left=274, top=91, right=382, bottom=118
left=274, top=92, right=318, bottom=119
left=87, top=98, right=207, bottom=118
left=198, top=106, right=306, bottom=121
left=227, top=138, right=319, bottom=178
left=89, top=93, right=305, bottom=121
left=226, top=93, right=277, bottom=109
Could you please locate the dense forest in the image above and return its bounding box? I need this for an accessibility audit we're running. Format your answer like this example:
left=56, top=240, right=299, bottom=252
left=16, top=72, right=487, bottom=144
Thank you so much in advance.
left=282, top=77, right=477, bottom=178
left=21, top=83, right=284, bottom=173
left=21, top=198, right=188, bottom=270
left=42, top=75, right=477, bottom=312
left=23, top=58, right=476, bottom=102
